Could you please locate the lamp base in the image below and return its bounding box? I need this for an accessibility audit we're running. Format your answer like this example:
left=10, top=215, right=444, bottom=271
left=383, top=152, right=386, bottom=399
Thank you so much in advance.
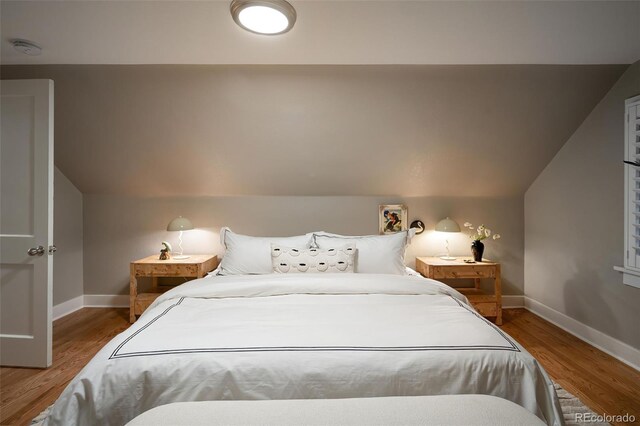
left=173, top=255, right=190, bottom=260
left=440, top=256, right=457, bottom=261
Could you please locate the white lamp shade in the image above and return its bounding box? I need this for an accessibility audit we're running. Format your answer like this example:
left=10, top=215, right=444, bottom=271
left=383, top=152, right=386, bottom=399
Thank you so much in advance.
left=435, top=217, right=461, bottom=233
left=166, top=216, right=194, bottom=232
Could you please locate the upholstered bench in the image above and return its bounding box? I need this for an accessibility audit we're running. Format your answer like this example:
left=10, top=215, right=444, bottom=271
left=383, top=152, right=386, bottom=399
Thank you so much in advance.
left=127, top=394, right=546, bottom=426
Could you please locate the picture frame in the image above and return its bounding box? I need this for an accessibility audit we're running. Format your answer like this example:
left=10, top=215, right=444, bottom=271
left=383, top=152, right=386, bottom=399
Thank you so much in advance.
left=379, top=204, right=408, bottom=234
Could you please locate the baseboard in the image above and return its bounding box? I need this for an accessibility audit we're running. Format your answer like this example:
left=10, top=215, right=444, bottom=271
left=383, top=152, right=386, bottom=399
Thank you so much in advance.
left=524, top=296, right=640, bottom=371
left=83, top=294, right=129, bottom=308
left=502, top=295, right=524, bottom=308
left=55, top=294, right=524, bottom=312
left=54, top=293, right=638, bottom=370
left=53, top=295, right=129, bottom=321
left=52, top=295, right=84, bottom=321
left=56, top=295, right=524, bottom=316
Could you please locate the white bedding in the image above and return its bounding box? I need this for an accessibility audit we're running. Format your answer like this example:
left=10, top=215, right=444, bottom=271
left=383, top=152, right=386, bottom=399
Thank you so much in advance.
left=45, top=273, right=563, bottom=426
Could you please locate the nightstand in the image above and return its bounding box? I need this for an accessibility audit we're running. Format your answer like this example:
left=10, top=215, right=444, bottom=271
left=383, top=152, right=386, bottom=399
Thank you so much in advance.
left=416, top=257, right=502, bottom=325
left=129, top=254, right=218, bottom=323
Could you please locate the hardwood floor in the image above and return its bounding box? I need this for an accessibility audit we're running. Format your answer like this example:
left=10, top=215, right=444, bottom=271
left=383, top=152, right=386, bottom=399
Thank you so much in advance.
left=500, top=309, right=640, bottom=425
left=1, top=308, right=638, bottom=425
left=0, top=308, right=130, bottom=426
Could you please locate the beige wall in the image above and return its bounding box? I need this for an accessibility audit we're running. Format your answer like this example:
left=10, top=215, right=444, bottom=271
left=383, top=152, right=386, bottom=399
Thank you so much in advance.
left=0, top=65, right=624, bottom=198
left=525, top=61, right=640, bottom=349
left=84, top=195, right=523, bottom=296
left=0, top=64, right=615, bottom=306
left=53, top=167, right=83, bottom=305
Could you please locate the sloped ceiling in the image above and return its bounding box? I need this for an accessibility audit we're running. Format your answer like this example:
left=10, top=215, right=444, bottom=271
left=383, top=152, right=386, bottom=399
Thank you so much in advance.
left=1, top=1, right=636, bottom=197
left=1, top=64, right=628, bottom=196
left=1, top=1, right=639, bottom=65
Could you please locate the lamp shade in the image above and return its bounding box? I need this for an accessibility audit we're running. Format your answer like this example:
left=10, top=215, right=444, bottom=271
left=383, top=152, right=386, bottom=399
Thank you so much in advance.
left=435, top=217, right=461, bottom=233
left=166, top=216, right=194, bottom=232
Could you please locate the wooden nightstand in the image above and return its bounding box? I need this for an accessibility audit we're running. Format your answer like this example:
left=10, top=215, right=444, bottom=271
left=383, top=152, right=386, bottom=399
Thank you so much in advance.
left=416, top=257, right=502, bottom=325
left=129, top=254, right=218, bottom=323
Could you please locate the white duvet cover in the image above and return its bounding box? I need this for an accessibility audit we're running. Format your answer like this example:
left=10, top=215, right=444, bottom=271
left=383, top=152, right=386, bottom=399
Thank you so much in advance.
left=45, top=274, right=563, bottom=426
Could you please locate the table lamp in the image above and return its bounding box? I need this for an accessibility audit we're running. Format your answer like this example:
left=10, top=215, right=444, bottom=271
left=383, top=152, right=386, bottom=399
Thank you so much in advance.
left=435, top=217, right=460, bottom=261
left=166, top=216, right=194, bottom=259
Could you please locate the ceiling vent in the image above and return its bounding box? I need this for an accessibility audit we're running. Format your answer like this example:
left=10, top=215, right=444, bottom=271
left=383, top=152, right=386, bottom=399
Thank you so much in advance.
left=11, top=39, right=42, bottom=56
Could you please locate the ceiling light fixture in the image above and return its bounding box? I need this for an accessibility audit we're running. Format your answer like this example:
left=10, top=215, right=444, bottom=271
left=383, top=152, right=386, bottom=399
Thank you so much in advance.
left=230, top=0, right=296, bottom=35
left=10, top=39, right=42, bottom=56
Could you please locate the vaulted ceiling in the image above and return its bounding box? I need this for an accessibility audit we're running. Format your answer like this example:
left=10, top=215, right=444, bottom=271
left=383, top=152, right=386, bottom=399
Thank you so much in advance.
left=1, top=64, right=628, bottom=196
left=1, top=2, right=636, bottom=197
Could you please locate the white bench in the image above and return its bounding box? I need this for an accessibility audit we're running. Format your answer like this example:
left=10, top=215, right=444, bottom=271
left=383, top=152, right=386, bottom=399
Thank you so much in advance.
left=127, top=394, right=546, bottom=426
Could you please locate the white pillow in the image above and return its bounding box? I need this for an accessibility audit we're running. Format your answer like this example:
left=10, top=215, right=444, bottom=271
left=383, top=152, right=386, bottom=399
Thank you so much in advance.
left=313, top=231, right=411, bottom=275
left=271, top=244, right=356, bottom=274
left=218, top=228, right=314, bottom=275
left=313, top=229, right=416, bottom=245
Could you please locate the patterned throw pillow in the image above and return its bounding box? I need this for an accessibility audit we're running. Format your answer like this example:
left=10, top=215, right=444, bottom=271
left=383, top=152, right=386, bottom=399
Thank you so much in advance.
left=271, top=243, right=356, bottom=274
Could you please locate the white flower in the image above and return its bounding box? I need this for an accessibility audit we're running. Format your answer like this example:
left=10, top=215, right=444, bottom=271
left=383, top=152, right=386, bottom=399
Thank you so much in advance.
left=463, top=222, right=472, bottom=228
left=477, top=225, right=485, bottom=232
left=485, top=229, right=491, bottom=237
left=493, top=234, right=501, bottom=240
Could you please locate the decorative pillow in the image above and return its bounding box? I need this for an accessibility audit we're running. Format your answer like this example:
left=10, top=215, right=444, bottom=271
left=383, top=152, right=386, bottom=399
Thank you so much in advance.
left=271, top=244, right=356, bottom=274
left=218, top=228, right=314, bottom=275
left=313, top=231, right=410, bottom=275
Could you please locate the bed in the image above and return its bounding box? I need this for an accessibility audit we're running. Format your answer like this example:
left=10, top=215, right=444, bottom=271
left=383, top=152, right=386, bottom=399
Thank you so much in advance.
left=44, top=229, right=563, bottom=426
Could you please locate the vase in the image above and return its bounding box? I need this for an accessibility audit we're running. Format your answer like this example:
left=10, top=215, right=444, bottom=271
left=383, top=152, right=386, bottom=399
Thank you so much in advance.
left=471, top=240, right=484, bottom=262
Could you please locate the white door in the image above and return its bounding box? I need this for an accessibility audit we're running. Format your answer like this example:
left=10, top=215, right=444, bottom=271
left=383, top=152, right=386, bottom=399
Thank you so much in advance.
left=1, top=80, right=54, bottom=368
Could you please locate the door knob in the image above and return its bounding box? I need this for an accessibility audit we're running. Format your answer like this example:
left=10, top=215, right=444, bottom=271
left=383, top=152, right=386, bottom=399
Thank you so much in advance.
left=49, top=245, right=57, bottom=254
left=27, top=246, right=45, bottom=256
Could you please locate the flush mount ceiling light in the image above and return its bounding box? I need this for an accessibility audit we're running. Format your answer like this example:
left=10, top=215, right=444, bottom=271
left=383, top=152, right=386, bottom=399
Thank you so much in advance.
left=10, top=39, right=42, bottom=56
left=230, top=0, right=296, bottom=35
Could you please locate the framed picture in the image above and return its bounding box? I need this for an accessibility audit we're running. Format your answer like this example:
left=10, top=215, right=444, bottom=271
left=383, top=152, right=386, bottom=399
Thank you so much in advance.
left=379, top=204, right=408, bottom=234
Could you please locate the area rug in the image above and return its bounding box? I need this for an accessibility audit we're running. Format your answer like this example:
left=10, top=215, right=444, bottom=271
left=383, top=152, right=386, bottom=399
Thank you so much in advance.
left=30, top=405, right=52, bottom=426
left=554, top=383, right=610, bottom=426
left=31, top=384, right=609, bottom=425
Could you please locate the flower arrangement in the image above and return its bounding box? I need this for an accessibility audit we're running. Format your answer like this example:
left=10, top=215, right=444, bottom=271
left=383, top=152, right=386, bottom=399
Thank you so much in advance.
left=463, top=222, right=500, bottom=262
left=463, top=222, right=501, bottom=241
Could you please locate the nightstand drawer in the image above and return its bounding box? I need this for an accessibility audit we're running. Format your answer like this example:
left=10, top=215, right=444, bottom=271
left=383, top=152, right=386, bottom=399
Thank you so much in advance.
left=430, top=265, right=495, bottom=279
left=134, top=293, right=161, bottom=315
left=135, top=264, right=199, bottom=277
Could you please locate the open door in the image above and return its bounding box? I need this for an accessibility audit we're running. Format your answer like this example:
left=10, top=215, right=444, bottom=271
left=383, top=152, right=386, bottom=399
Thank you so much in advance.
left=1, top=79, right=54, bottom=368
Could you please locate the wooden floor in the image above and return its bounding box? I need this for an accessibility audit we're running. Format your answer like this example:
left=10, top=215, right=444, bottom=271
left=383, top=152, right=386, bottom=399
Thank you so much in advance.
left=0, top=308, right=130, bottom=426
left=500, top=310, right=640, bottom=425
left=1, top=308, right=639, bottom=426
